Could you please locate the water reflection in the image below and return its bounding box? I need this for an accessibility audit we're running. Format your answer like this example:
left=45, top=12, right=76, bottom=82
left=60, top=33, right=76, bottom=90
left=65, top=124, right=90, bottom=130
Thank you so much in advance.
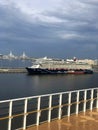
left=0, top=73, right=98, bottom=100
left=29, top=74, right=96, bottom=95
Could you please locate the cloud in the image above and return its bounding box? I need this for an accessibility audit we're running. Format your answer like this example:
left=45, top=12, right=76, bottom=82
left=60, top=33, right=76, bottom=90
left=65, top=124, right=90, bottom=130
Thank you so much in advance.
left=58, top=33, right=83, bottom=40
left=0, top=0, right=98, bottom=58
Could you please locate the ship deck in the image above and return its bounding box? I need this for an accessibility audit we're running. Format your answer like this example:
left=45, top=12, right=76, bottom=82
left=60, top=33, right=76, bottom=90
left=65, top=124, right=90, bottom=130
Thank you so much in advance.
left=25, top=108, right=98, bottom=130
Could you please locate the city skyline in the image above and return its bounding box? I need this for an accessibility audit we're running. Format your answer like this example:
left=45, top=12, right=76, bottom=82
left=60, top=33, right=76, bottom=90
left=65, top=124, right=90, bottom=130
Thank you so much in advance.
left=0, top=0, right=98, bottom=59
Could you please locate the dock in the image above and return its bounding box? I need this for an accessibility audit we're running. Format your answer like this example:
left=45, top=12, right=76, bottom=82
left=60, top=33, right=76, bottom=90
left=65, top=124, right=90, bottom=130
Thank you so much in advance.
left=0, top=68, right=27, bottom=73
left=25, top=108, right=98, bottom=130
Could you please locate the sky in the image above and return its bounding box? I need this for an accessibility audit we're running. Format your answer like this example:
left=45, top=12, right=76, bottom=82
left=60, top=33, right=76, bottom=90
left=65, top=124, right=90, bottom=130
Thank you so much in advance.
left=0, top=0, right=98, bottom=59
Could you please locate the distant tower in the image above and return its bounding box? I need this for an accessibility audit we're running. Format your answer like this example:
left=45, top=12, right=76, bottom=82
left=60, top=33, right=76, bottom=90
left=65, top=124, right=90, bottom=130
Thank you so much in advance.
left=9, top=51, right=15, bottom=58
left=20, top=52, right=28, bottom=59
left=22, top=52, right=26, bottom=58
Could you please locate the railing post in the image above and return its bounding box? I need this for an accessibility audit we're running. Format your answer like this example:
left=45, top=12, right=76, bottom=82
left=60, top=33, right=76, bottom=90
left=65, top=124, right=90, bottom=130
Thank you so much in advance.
left=58, top=94, right=62, bottom=119
left=96, top=89, right=98, bottom=108
left=76, top=91, right=79, bottom=115
left=36, top=97, right=41, bottom=126
left=48, top=95, right=52, bottom=122
left=8, top=100, right=13, bottom=130
left=83, top=90, right=87, bottom=112
left=23, top=98, right=28, bottom=130
left=90, top=89, right=94, bottom=111
left=68, top=92, right=71, bottom=116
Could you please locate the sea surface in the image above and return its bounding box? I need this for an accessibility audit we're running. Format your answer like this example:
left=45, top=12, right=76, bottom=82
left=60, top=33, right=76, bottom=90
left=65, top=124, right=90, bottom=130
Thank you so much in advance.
left=0, top=59, right=98, bottom=100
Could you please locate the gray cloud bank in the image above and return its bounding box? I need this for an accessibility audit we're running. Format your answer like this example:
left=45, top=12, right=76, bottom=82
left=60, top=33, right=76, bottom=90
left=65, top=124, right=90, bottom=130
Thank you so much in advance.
left=0, top=0, right=98, bottom=59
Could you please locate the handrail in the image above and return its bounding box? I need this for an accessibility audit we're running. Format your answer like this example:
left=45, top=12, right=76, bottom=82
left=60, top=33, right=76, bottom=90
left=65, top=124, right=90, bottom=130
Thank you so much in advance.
left=0, top=97, right=97, bottom=120
left=0, top=88, right=98, bottom=130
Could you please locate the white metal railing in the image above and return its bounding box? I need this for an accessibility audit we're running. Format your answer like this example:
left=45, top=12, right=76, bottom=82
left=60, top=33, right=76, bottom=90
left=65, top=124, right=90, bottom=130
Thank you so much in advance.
left=0, top=88, right=98, bottom=130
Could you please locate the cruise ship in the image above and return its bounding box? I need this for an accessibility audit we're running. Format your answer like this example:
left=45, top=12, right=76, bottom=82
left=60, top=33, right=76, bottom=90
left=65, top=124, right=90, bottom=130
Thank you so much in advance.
left=26, top=57, right=93, bottom=75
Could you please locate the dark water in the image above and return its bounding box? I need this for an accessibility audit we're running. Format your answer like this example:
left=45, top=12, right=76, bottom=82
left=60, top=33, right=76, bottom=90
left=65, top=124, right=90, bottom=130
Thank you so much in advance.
left=0, top=72, right=98, bottom=100
left=0, top=59, right=32, bottom=68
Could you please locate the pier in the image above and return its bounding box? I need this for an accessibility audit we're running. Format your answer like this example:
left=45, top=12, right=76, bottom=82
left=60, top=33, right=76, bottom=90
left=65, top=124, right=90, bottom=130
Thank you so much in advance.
left=0, top=68, right=27, bottom=73
left=0, top=88, right=98, bottom=130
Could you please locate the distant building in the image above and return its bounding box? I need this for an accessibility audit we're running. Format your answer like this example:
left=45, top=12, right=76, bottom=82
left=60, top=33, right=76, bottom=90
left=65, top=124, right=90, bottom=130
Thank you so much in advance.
left=94, top=60, right=98, bottom=65
left=19, top=52, right=28, bottom=59
left=8, top=51, right=15, bottom=58
left=3, top=51, right=17, bottom=59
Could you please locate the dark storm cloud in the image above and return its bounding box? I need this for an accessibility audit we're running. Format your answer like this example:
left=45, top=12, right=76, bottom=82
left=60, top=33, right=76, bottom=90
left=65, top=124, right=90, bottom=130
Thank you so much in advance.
left=0, top=0, right=98, bottom=58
